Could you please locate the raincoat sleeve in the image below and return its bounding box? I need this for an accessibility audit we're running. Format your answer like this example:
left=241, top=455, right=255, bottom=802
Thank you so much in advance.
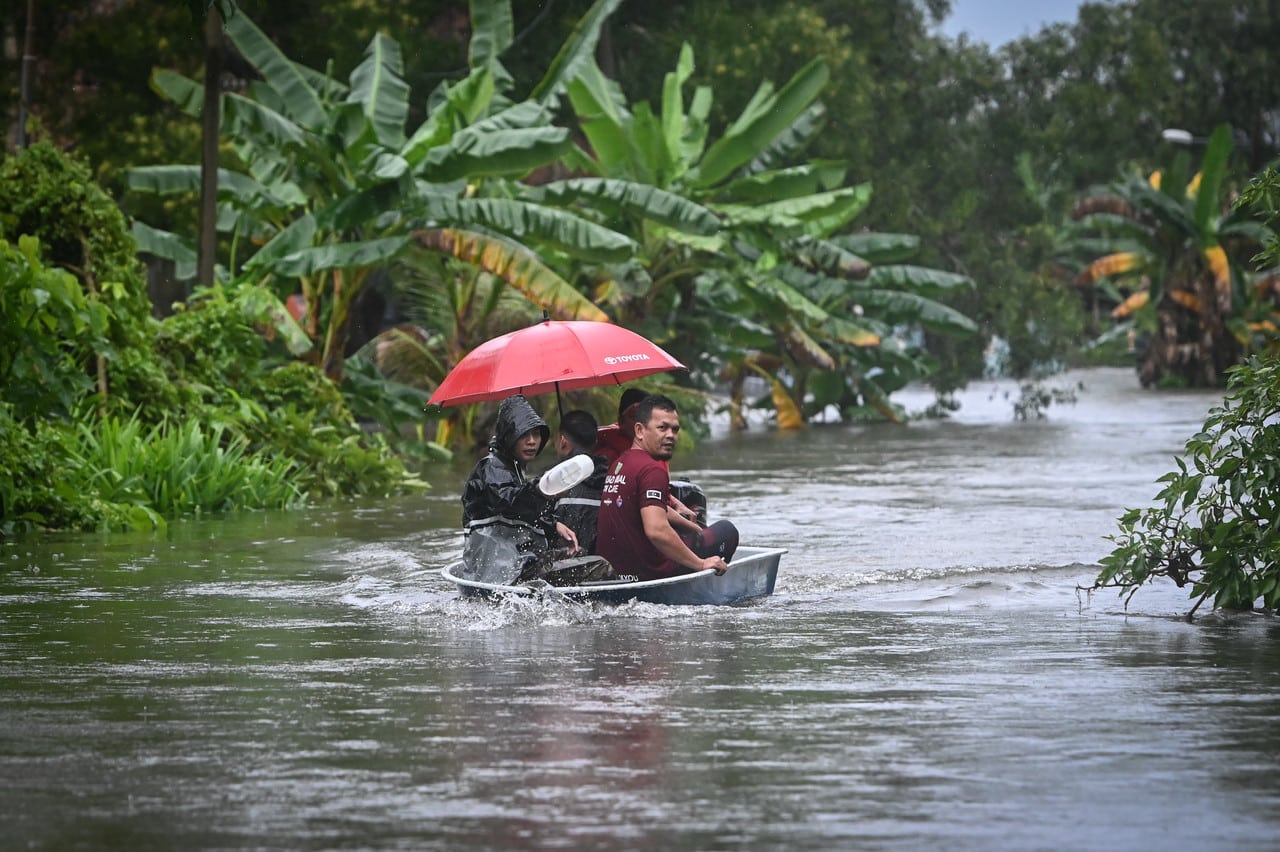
left=465, top=455, right=549, bottom=525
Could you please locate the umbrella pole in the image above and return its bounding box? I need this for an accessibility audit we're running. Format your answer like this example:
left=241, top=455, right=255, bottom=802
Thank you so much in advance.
left=555, top=383, right=563, bottom=420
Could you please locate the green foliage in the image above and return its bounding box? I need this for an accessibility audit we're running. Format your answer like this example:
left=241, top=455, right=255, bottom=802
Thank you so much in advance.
left=1095, top=355, right=1280, bottom=616
left=0, top=405, right=100, bottom=535
left=1239, top=165, right=1280, bottom=270
left=0, top=237, right=109, bottom=421
left=63, top=414, right=305, bottom=520
left=0, top=142, right=150, bottom=331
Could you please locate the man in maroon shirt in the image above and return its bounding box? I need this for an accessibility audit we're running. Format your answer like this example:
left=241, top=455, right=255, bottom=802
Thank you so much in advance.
left=596, top=394, right=738, bottom=581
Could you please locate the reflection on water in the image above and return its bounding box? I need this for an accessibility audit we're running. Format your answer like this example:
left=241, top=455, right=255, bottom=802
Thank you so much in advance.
left=4, top=368, right=1279, bottom=850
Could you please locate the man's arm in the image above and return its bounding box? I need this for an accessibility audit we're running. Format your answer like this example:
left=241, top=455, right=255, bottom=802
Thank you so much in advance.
left=640, top=504, right=726, bottom=574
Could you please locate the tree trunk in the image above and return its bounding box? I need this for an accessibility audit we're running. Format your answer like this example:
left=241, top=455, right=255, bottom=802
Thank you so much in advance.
left=17, top=0, right=36, bottom=148
left=198, top=8, right=224, bottom=288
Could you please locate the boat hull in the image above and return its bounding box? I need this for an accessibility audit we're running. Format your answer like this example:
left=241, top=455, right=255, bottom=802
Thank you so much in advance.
left=441, top=546, right=784, bottom=606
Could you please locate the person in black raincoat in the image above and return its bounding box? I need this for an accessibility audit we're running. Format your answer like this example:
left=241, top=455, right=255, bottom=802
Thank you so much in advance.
left=460, top=394, right=578, bottom=584
left=551, top=409, right=609, bottom=555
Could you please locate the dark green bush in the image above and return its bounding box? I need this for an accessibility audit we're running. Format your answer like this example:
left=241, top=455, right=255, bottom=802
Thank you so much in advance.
left=1095, top=354, right=1280, bottom=616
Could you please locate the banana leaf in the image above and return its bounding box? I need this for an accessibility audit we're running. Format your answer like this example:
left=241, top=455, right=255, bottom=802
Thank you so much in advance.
left=867, top=265, right=973, bottom=291
left=530, top=0, right=622, bottom=104
left=829, top=232, right=919, bottom=264
left=127, top=165, right=280, bottom=208
left=1194, top=124, right=1234, bottom=245
left=857, top=289, right=978, bottom=335
left=785, top=236, right=870, bottom=279
left=222, top=91, right=308, bottom=150
left=566, top=63, right=632, bottom=177
left=421, top=126, right=572, bottom=182
left=660, top=44, right=695, bottom=183
left=412, top=229, right=607, bottom=321
left=241, top=215, right=318, bottom=273
left=421, top=197, right=635, bottom=262
left=347, top=33, right=409, bottom=149
left=718, top=163, right=847, bottom=203
left=224, top=12, right=326, bottom=132
left=744, top=103, right=828, bottom=177
left=401, top=69, right=497, bottom=167
left=468, top=0, right=513, bottom=71
left=131, top=222, right=197, bottom=281
left=1128, top=182, right=1198, bottom=236
left=150, top=69, right=203, bottom=117
left=691, top=57, right=830, bottom=188
left=273, top=236, right=411, bottom=276
left=524, top=178, right=720, bottom=236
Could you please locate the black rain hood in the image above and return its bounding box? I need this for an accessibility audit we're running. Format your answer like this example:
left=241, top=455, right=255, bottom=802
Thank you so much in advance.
left=491, top=394, right=550, bottom=461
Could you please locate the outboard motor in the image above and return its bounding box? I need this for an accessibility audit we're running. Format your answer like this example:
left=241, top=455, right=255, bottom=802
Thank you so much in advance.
left=669, top=479, right=707, bottom=526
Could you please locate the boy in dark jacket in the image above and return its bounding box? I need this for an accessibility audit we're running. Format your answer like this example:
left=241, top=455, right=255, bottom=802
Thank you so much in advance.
left=552, top=409, right=608, bottom=555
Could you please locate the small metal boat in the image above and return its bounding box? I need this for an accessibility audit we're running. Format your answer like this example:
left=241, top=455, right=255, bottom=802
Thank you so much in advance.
left=441, top=546, right=785, bottom=606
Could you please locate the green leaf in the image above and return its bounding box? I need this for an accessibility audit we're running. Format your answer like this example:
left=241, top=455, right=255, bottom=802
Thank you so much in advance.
left=530, top=0, right=623, bottom=105
left=131, top=223, right=197, bottom=281
left=274, top=236, right=411, bottom=276
left=421, top=126, right=572, bottom=182
left=868, top=265, right=973, bottom=291
left=744, top=102, right=827, bottom=177
left=858, top=289, right=979, bottom=335
left=468, top=0, right=513, bottom=71
left=1194, top=124, right=1234, bottom=244
left=523, top=178, right=720, bottom=235
left=421, top=197, right=635, bottom=262
left=831, top=232, right=920, bottom=264
left=661, top=43, right=695, bottom=181
left=566, top=63, right=632, bottom=177
left=719, top=163, right=847, bottom=204
left=127, top=166, right=279, bottom=209
left=150, top=68, right=204, bottom=117
left=690, top=57, right=830, bottom=188
left=222, top=91, right=308, bottom=150
left=224, top=12, right=326, bottom=132
left=412, top=228, right=607, bottom=321
left=242, top=214, right=318, bottom=273
left=347, top=33, right=409, bottom=148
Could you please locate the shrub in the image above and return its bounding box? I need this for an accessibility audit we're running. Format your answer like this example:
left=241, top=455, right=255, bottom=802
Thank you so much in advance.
left=1095, top=354, right=1280, bottom=617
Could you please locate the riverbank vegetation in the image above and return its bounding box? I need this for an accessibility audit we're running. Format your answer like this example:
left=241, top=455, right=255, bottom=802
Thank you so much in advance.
left=4, top=0, right=1280, bottom=548
left=1093, top=166, right=1280, bottom=616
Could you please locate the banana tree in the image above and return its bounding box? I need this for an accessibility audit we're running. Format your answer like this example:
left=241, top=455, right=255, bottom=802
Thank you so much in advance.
left=1067, top=124, right=1277, bottom=387
left=538, top=43, right=976, bottom=426
left=128, top=1, right=628, bottom=383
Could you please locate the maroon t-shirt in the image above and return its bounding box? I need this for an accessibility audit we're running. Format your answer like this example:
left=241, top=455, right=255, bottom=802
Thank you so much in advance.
left=596, top=448, right=672, bottom=581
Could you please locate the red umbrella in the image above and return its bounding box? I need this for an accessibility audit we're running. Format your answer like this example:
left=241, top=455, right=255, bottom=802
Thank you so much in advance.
left=429, top=319, right=686, bottom=408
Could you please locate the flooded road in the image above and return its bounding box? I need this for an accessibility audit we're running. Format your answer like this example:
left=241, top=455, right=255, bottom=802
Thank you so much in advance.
left=4, top=368, right=1279, bottom=850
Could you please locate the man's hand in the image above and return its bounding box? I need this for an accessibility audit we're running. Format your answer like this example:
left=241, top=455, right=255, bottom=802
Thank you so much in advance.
left=669, top=494, right=699, bottom=523
left=699, top=555, right=728, bottom=576
left=555, top=521, right=580, bottom=556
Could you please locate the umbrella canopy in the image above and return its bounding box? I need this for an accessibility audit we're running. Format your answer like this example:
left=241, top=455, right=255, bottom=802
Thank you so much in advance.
left=429, top=320, right=687, bottom=408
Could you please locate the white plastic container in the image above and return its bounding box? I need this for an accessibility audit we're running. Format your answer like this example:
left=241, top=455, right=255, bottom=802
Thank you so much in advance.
left=538, top=454, right=595, bottom=496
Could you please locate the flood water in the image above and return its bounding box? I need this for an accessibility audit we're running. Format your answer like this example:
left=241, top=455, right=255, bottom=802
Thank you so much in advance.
left=4, top=367, right=1280, bottom=850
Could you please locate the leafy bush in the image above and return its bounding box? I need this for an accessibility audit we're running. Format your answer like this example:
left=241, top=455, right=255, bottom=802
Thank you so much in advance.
left=64, top=414, right=305, bottom=519
left=0, top=237, right=109, bottom=421
left=1095, top=355, right=1280, bottom=617
left=0, top=141, right=151, bottom=341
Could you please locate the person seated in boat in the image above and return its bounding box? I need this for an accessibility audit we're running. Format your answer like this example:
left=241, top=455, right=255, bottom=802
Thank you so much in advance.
left=596, top=393, right=739, bottom=582
left=552, top=409, right=608, bottom=555
left=599, top=387, right=702, bottom=534
left=596, top=387, right=648, bottom=467
left=460, top=394, right=581, bottom=584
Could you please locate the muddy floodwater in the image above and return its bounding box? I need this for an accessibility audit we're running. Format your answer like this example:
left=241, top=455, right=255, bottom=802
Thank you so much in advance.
left=4, top=368, right=1279, bottom=850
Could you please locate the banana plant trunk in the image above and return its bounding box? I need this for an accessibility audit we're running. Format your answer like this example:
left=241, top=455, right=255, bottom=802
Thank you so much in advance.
left=198, top=7, right=223, bottom=288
